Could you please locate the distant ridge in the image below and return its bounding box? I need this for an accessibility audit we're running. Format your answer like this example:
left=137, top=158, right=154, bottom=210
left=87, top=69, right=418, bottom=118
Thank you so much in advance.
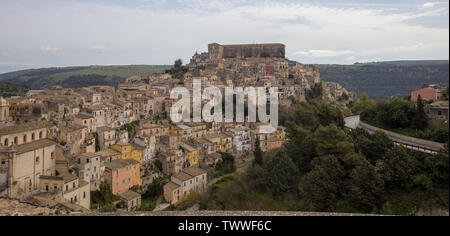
left=316, top=60, right=449, bottom=98
left=0, top=65, right=171, bottom=90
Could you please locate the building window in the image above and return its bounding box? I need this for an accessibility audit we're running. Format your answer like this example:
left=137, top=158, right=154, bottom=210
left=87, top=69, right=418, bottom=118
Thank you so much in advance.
left=14, top=136, right=18, bottom=144
left=23, top=135, right=27, bottom=142
left=51, top=152, right=54, bottom=159
left=32, top=133, right=35, bottom=140
left=35, top=156, right=40, bottom=164
left=83, top=192, right=86, bottom=199
left=4, top=139, right=8, bottom=146
left=66, top=185, right=68, bottom=191
left=73, top=183, right=76, bottom=188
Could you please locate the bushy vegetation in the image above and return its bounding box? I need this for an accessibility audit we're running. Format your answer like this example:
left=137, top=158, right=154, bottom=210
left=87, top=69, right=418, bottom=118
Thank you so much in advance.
left=213, top=152, right=237, bottom=178
left=198, top=98, right=449, bottom=215
left=165, top=59, right=188, bottom=80
left=0, top=81, right=29, bottom=97
left=356, top=94, right=449, bottom=142
left=91, top=181, right=119, bottom=212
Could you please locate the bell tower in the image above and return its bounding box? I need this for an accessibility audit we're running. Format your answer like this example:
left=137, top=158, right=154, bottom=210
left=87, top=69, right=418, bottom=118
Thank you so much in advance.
left=0, top=97, right=9, bottom=122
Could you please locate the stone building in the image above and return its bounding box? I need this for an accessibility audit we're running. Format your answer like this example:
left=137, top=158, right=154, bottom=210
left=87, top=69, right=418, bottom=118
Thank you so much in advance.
left=118, top=190, right=141, bottom=211
left=163, top=167, right=207, bottom=205
left=425, top=101, right=449, bottom=128
left=38, top=174, right=90, bottom=209
left=208, top=43, right=285, bottom=60
left=104, top=159, right=141, bottom=195
left=73, top=153, right=102, bottom=191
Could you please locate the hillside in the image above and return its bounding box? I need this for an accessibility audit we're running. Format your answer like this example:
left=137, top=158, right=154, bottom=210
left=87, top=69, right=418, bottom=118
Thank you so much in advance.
left=0, top=65, right=171, bottom=90
left=316, top=60, right=449, bottom=98
left=0, top=81, right=29, bottom=97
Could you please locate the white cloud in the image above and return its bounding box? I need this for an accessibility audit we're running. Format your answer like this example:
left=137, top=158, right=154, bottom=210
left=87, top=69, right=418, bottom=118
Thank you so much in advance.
left=0, top=52, right=14, bottom=57
left=91, top=45, right=107, bottom=52
left=423, top=2, right=438, bottom=8
left=40, top=46, right=59, bottom=54
left=0, top=0, right=447, bottom=66
left=296, top=50, right=355, bottom=58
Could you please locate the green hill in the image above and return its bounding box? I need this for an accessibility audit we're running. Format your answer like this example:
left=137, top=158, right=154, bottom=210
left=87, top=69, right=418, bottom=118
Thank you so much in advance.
left=0, top=65, right=171, bottom=90
left=0, top=81, right=29, bottom=98
left=316, top=60, right=449, bottom=98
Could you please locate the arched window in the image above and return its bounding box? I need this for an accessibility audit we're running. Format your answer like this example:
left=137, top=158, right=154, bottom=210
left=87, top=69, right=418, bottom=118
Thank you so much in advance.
left=4, top=139, right=9, bottom=146
left=14, top=137, right=18, bottom=144
left=32, top=133, right=35, bottom=141
left=23, top=135, right=27, bottom=142
left=39, top=131, right=43, bottom=139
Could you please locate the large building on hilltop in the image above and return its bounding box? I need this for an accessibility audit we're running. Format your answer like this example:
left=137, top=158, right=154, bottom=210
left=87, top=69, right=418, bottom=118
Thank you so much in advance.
left=208, top=43, right=285, bottom=60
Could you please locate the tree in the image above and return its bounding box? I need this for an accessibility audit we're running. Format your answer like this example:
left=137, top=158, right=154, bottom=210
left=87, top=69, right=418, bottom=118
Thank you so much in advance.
left=91, top=180, right=117, bottom=210
left=306, top=83, right=323, bottom=101
left=246, top=164, right=267, bottom=192
left=286, top=133, right=316, bottom=174
left=174, top=59, right=183, bottom=68
left=94, top=132, right=100, bottom=152
left=339, top=92, right=349, bottom=101
left=349, top=129, right=393, bottom=165
left=317, top=103, right=345, bottom=128
left=411, top=95, right=428, bottom=130
left=378, top=146, right=418, bottom=190
left=286, top=102, right=319, bottom=131
left=442, top=86, right=449, bottom=101
left=298, top=155, right=346, bottom=211
left=154, top=159, right=163, bottom=172
left=373, top=98, right=415, bottom=129
left=348, top=160, right=385, bottom=212
left=264, top=151, right=300, bottom=195
left=253, top=138, right=263, bottom=166
left=314, top=125, right=348, bottom=156
left=143, top=177, right=166, bottom=199
left=216, top=152, right=236, bottom=174
left=430, top=143, right=449, bottom=187
left=352, top=92, right=375, bottom=114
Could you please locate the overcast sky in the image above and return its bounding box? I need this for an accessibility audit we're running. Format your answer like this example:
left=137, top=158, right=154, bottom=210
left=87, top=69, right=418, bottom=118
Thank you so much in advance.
left=0, top=0, right=448, bottom=73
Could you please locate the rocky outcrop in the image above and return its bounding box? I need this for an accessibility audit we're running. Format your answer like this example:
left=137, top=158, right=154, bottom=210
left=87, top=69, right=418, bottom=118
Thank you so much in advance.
left=0, top=197, right=71, bottom=216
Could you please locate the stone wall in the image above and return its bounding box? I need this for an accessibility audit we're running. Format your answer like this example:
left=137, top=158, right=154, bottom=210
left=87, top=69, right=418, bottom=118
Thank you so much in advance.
left=208, top=43, right=285, bottom=59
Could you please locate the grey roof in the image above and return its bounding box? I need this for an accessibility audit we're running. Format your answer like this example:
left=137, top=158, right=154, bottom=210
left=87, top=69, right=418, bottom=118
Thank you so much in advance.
left=104, top=159, right=139, bottom=170
left=183, top=167, right=207, bottom=177
left=173, top=172, right=193, bottom=182
left=119, top=190, right=141, bottom=201
left=0, top=121, right=54, bottom=136
left=15, top=139, right=57, bottom=154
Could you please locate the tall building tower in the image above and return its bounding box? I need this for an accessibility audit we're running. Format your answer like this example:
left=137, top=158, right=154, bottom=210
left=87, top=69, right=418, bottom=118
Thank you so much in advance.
left=0, top=97, right=9, bottom=123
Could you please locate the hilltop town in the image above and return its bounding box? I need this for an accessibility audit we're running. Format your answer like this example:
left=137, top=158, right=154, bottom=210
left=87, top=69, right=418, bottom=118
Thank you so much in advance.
left=0, top=43, right=353, bottom=214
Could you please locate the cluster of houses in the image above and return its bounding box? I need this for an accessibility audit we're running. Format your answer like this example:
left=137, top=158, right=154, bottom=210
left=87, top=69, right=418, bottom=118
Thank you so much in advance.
left=0, top=43, right=352, bottom=212
left=411, top=85, right=449, bottom=128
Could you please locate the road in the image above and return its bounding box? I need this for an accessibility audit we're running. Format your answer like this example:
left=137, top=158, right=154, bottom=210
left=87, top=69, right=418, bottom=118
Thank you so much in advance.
left=344, top=115, right=444, bottom=154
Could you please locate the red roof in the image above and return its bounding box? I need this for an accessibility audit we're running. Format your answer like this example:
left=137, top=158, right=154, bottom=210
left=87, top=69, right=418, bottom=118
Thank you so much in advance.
left=411, top=87, right=443, bottom=101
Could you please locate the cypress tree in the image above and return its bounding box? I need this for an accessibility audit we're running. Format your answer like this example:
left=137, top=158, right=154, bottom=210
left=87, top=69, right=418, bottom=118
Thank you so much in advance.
left=412, top=95, right=428, bottom=130
left=253, top=137, right=263, bottom=166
